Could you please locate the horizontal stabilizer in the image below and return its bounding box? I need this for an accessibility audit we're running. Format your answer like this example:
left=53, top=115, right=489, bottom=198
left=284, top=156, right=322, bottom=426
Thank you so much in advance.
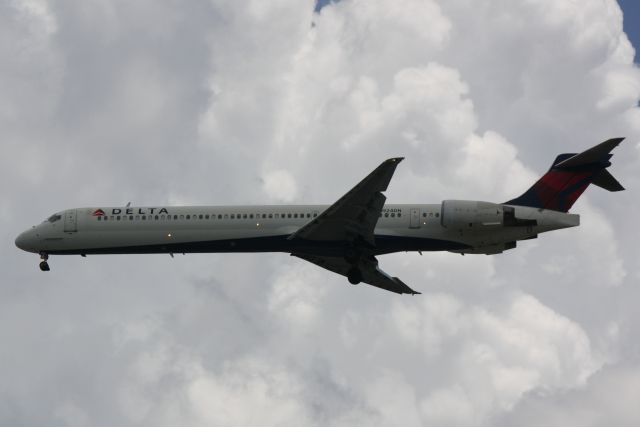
left=555, top=137, right=624, bottom=168
left=591, top=169, right=624, bottom=192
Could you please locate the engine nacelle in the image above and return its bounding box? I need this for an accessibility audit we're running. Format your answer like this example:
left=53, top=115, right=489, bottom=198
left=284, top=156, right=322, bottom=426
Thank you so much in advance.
left=440, top=200, right=504, bottom=229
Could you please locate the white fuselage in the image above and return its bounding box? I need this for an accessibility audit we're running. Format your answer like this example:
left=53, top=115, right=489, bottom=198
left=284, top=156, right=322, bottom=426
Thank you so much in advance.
left=15, top=202, right=579, bottom=257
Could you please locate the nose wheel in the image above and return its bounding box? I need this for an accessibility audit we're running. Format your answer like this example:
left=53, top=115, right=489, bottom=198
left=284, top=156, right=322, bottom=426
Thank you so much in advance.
left=39, top=252, right=50, bottom=271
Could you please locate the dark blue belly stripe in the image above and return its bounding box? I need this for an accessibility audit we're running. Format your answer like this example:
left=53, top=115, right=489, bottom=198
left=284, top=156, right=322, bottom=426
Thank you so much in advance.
left=48, top=234, right=469, bottom=256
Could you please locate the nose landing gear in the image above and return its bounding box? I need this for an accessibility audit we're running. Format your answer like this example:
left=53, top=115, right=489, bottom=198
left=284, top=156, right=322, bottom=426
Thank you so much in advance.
left=39, top=252, right=50, bottom=271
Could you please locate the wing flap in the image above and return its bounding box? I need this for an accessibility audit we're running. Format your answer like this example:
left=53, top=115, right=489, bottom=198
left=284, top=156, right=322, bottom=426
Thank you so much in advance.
left=292, top=253, right=420, bottom=295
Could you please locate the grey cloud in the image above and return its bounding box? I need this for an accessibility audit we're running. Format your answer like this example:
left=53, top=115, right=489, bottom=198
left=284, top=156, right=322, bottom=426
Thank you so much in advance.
left=3, top=0, right=640, bottom=426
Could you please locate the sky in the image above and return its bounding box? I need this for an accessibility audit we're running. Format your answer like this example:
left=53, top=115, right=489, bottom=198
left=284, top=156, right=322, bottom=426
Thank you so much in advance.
left=2, top=1, right=640, bottom=426
left=618, top=0, right=640, bottom=62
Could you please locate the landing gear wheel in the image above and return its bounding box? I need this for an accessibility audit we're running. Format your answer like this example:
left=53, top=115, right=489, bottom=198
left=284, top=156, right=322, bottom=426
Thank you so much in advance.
left=39, top=252, right=50, bottom=271
left=347, top=268, right=362, bottom=285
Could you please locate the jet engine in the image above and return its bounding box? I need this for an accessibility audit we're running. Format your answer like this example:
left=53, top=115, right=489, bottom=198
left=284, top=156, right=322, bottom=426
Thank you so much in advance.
left=440, top=200, right=538, bottom=229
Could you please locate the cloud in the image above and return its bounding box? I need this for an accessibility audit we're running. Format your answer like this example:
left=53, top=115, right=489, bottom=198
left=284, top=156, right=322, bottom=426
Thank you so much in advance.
left=187, top=357, right=312, bottom=427
left=263, top=169, right=299, bottom=202
left=496, top=362, right=640, bottom=427
left=392, top=292, right=599, bottom=424
left=2, top=0, right=640, bottom=426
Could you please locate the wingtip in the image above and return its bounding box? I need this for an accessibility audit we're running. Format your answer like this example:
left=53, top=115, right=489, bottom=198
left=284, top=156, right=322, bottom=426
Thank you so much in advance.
left=393, top=276, right=420, bottom=295
left=606, top=137, right=625, bottom=147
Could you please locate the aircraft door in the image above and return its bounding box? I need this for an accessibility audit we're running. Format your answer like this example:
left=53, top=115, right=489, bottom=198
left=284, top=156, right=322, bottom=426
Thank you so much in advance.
left=409, top=208, right=420, bottom=229
left=63, top=209, right=78, bottom=232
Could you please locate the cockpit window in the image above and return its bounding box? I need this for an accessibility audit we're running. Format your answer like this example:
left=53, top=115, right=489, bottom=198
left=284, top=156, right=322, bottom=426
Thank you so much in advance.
left=47, top=214, right=62, bottom=223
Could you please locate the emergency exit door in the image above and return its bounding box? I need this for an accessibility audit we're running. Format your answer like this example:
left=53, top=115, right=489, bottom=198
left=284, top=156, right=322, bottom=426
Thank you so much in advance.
left=64, top=209, right=77, bottom=232
left=409, top=208, right=420, bottom=229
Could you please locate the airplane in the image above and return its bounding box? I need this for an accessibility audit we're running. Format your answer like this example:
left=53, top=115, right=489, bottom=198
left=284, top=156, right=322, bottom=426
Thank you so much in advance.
left=15, top=138, right=624, bottom=295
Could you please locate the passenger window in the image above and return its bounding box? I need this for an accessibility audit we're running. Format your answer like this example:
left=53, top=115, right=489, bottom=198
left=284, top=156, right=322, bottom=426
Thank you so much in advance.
left=423, top=212, right=427, bottom=218
left=179, top=215, right=184, bottom=220
left=155, top=215, right=159, bottom=220
left=287, top=213, right=292, bottom=218
left=186, top=215, right=190, bottom=219
left=97, top=216, right=102, bottom=221
left=384, top=213, right=389, bottom=217
left=110, top=216, right=115, bottom=220
left=161, top=215, right=165, bottom=220
left=224, top=214, right=229, bottom=219
left=270, top=214, right=274, bottom=219
left=135, top=215, right=140, bottom=220
left=218, top=214, right=223, bottom=219
left=142, top=215, right=146, bottom=220
left=104, top=216, right=108, bottom=221
left=243, top=214, right=247, bottom=219
left=205, top=214, right=209, bottom=219
left=294, top=213, right=298, bottom=218
left=262, top=214, right=266, bottom=219
left=306, top=213, right=310, bottom=218
left=116, top=216, right=121, bottom=221
left=250, top=214, right=254, bottom=219
left=391, top=213, right=395, bottom=218
left=435, top=213, right=440, bottom=218
left=313, top=213, right=317, bottom=217
left=230, top=214, right=235, bottom=219
left=397, top=212, right=401, bottom=217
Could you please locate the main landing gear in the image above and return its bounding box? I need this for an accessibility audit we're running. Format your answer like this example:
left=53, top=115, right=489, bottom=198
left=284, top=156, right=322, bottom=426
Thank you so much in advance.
left=39, top=252, right=50, bottom=271
left=345, top=246, right=364, bottom=285
left=347, top=267, right=362, bottom=285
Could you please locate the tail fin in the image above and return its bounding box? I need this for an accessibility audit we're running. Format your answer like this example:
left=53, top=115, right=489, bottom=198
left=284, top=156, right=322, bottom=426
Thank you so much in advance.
left=505, top=138, right=624, bottom=212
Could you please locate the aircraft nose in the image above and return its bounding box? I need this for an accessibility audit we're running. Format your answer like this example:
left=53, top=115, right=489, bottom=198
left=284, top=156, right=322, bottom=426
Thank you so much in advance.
left=15, top=231, right=28, bottom=251
left=15, top=229, right=37, bottom=253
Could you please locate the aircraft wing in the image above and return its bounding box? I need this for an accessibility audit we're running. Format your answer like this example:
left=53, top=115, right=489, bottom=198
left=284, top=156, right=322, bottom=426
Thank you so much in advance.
left=288, top=157, right=403, bottom=245
left=292, top=253, right=421, bottom=295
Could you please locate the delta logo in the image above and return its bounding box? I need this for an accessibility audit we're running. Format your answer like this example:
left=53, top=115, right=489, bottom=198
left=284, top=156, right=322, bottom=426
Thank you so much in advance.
left=91, top=207, right=169, bottom=216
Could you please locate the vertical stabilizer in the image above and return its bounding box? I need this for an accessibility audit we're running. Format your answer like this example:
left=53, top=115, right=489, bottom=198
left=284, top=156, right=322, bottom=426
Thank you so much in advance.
left=505, top=138, right=624, bottom=212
